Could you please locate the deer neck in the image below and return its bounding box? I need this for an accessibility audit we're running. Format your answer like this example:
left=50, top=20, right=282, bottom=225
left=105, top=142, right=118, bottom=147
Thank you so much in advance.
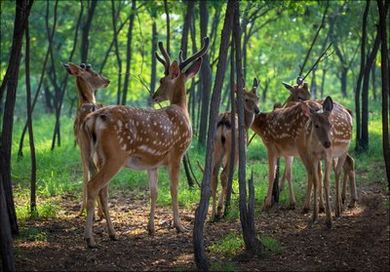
left=170, top=76, right=188, bottom=117
left=244, top=108, right=255, bottom=130
left=76, top=77, right=96, bottom=107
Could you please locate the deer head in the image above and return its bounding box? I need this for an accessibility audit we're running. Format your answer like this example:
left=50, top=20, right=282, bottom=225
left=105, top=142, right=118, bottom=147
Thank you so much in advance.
left=242, top=78, right=260, bottom=114
left=63, top=63, right=110, bottom=89
left=304, top=96, right=334, bottom=149
left=152, top=37, right=210, bottom=104
left=282, top=81, right=311, bottom=102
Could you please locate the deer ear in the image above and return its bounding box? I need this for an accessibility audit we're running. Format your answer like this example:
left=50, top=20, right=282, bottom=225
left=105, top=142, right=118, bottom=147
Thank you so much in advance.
left=302, top=82, right=309, bottom=90
left=184, top=58, right=202, bottom=79
left=252, top=78, right=258, bottom=93
left=169, top=61, right=180, bottom=79
left=282, top=82, right=293, bottom=93
left=64, top=63, right=81, bottom=76
left=323, top=96, right=334, bottom=113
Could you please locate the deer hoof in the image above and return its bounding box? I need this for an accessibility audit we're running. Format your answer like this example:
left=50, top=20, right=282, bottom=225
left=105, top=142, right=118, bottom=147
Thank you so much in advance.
left=85, top=238, right=97, bottom=248
left=109, top=233, right=118, bottom=241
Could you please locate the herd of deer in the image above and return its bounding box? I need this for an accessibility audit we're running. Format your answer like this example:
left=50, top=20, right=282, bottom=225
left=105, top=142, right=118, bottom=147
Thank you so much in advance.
left=63, top=37, right=357, bottom=248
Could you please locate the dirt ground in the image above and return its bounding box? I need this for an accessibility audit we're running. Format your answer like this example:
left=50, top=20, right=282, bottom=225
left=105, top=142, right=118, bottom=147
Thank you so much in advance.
left=14, top=184, right=389, bottom=271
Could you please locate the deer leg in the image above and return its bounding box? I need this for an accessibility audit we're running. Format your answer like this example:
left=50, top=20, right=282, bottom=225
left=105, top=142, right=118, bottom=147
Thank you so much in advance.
left=147, top=169, right=158, bottom=235
left=346, top=155, right=358, bottom=208
left=217, top=162, right=229, bottom=218
left=98, top=185, right=116, bottom=240
left=264, top=154, right=277, bottom=210
left=85, top=161, right=122, bottom=248
left=78, top=147, right=90, bottom=217
left=318, top=161, right=325, bottom=213
left=334, top=155, right=346, bottom=218
left=311, top=162, right=319, bottom=224
left=341, top=167, right=348, bottom=205
left=302, top=177, right=312, bottom=214
left=324, top=159, right=332, bottom=228
left=168, top=161, right=185, bottom=232
left=285, top=156, right=295, bottom=209
left=210, top=146, right=224, bottom=221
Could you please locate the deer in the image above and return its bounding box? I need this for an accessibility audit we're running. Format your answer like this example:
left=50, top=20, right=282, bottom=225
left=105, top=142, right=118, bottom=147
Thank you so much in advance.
left=63, top=63, right=110, bottom=218
left=298, top=96, right=352, bottom=227
left=79, top=37, right=209, bottom=248
left=257, top=82, right=357, bottom=211
left=209, top=78, right=260, bottom=221
left=252, top=96, right=352, bottom=227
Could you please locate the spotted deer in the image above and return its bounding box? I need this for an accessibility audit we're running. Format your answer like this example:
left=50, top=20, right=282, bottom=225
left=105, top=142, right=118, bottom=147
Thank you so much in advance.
left=63, top=62, right=110, bottom=217
left=79, top=37, right=209, bottom=247
left=298, top=97, right=352, bottom=227
left=259, top=82, right=357, bottom=211
left=210, top=78, right=260, bottom=220
left=252, top=97, right=352, bottom=227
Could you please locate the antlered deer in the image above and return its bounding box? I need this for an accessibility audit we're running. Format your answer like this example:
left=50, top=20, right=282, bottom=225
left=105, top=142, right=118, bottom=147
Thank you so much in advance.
left=210, top=79, right=260, bottom=220
left=63, top=63, right=109, bottom=217
left=80, top=37, right=209, bottom=247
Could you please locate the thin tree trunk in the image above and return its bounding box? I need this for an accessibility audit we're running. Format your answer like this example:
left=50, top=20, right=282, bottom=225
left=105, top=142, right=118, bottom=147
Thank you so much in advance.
left=121, top=0, right=136, bottom=105
left=233, top=0, right=263, bottom=255
left=0, top=175, right=15, bottom=272
left=311, top=68, right=317, bottom=99
left=25, top=22, right=37, bottom=215
left=361, top=33, right=381, bottom=150
left=17, top=0, right=60, bottom=158
left=320, top=68, right=327, bottom=98
left=224, top=44, right=236, bottom=216
left=164, top=0, right=170, bottom=55
left=149, top=20, right=157, bottom=106
left=111, top=0, right=122, bottom=105
left=81, top=0, right=97, bottom=62
left=377, top=0, right=390, bottom=188
left=193, top=1, right=234, bottom=270
left=181, top=0, right=195, bottom=59
left=198, top=0, right=212, bottom=146
left=355, top=0, right=369, bottom=152
left=340, top=67, right=348, bottom=98
left=0, top=0, right=34, bottom=237
left=371, top=62, right=377, bottom=100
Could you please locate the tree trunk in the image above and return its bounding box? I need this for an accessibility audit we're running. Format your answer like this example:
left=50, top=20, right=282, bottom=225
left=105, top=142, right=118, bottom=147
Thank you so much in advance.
left=224, top=44, right=236, bottom=216
left=377, top=0, right=390, bottom=188
left=25, top=22, right=37, bottom=215
left=181, top=0, right=195, bottom=59
left=232, top=0, right=263, bottom=255
left=311, top=68, right=317, bottom=99
left=361, top=33, right=380, bottom=150
left=355, top=0, right=369, bottom=152
left=163, top=0, right=170, bottom=55
left=371, top=62, right=377, bottom=100
left=0, top=175, right=15, bottom=272
left=121, top=0, right=136, bottom=105
left=198, top=0, right=212, bottom=146
left=193, top=1, right=234, bottom=270
left=149, top=20, right=157, bottom=106
left=0, top=0, right=34, bottom=237
left=320, top=68, right=326, bottom=98
left=111, top=0, right=122, bottom=105
left=340, top=67, right=348, bottom=98
left=80, top=0, right=97, bottom=62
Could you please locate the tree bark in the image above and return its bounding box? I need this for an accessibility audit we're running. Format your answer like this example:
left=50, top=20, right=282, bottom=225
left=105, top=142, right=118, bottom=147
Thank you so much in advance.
left=111, top=0, right=122, bottom=105
left=163, top=0, right=170, bottom=55
left=320, top=68, right=326, bottom=98
left=198, top=0, right=212, bottom=146
left=193, top=1, right=234, bottom=270
left=377, top=0, right=390, bottom=188
left=355, top=0, right=369, bottom=152
left=121, top=0, right=136, bottom=105
left=0, top=0, right=34, bottom=236
left=233, top=0, right=263, bottom=255
left=80, top=0, right=97, bottom=62
left=181, top=0, right=195, bottom=60
left=24, top=21, right=37, bottom=215
left=224, top=44, right=236, bottom=216
left=371, top=62, right=377, bottom=101
left=149, top=20, right=157, bottom=106
left=0, top=174, right=15, bottom=272
left=360, top=32, right=381, bottom=150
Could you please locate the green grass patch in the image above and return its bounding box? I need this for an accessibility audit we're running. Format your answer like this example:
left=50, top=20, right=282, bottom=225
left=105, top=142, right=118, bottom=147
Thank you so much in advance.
left=209, top=261, right=238, bottom=272
left=208, top=232, right=244, bottom=257
left=16, top=202, right=59, bottom=221
left=18, top=227, right=48, bottom=242
left=261, top=235, right=282, bottom=255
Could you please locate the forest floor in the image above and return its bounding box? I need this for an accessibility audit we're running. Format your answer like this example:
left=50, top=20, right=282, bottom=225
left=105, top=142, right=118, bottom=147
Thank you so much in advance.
left=14, top=182, right=389, bottom=271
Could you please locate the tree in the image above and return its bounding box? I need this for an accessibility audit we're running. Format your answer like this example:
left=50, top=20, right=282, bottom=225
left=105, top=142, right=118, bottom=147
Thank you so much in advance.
left=232, top=0, right=264, bottom=256
left=197, top=0, right=212, bottom=146
left=193, top=1, right=234, bottom=270
left=0, top=0, right=34, bottom=237
left=377, top=0, right=390, bottom=188
left=80, top=0, right=98, bottom=62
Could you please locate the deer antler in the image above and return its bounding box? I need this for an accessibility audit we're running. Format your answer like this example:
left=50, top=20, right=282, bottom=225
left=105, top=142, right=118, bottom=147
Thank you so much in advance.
left=155, top=41, right=171, bottom=75
left=179, top=37, right=210, bottom=71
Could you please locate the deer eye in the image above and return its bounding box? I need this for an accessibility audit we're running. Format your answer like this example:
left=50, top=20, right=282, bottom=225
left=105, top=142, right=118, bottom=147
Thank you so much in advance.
left=315, top=124, right=319, bottom=128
